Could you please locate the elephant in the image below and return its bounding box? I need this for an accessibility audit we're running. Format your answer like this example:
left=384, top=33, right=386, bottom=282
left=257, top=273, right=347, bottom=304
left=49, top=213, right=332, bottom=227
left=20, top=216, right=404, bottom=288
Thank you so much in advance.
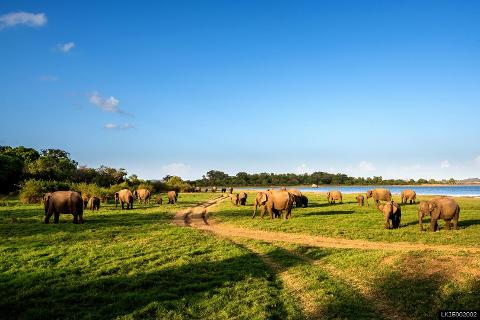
left=212, top=186, right=217, bottom=193
left=44, top=191, right=84, bottom=224
left=82, top=193, right=89, bottom=209
left=133, top=189, right=151, bottom=205
left=418, top=198, right=460, bottom=232
left=253, top=190, right=294, bottom=219
left=356, top=195, right=364, bottom=206
left=288, top=189, right=308, bottom=207
left=167, top=190, right=178, bottom=204
left=221, top=188, right=227, bottom=193
left=204, top=188, right=209, bottom=192
left=195, top=186, right=201, bottom=192
left=326, top=190, right=343, bottom=204
left=155, top=194, right=163, bottom=204
left=376, top=201, right=401, bottom=229
left=114, top=189, right=134, bottom=210
left=228, top=187, right=233, bottom=194
left=239, top=192, right=247, bottom=205
left=87, top=196, right=100, bottom=211
left=230, top=193, right=239, bottom=205
left=366, top=188, right=392, bottom=206
left=401, top=189, right=417, bottom=204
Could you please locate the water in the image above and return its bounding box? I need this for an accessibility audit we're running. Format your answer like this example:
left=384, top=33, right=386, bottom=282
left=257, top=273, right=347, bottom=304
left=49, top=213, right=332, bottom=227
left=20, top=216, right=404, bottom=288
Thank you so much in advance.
left=238, top=185, right=480, bottom=197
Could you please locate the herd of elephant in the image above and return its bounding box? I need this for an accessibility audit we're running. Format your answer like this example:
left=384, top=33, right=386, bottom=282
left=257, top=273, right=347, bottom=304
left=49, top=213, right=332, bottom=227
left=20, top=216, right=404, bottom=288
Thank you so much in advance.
left=42, top=187, right=461, bottom=232
left=42, top=188, right=179, bottom=224
left=249, top=187, right=460, bottom=232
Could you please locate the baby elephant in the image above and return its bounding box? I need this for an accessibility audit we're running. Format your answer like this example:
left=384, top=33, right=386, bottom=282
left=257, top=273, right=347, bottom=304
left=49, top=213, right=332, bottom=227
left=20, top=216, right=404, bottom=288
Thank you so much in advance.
left=356, top=195, right=364, bottom=206
left=87, top=196, right=100, bottom=211
left=230, top=193, right=239, bottom=205
left=376, top=201, right=401, bottom=229
left=238, top=192, right=247, bottom=205
left=156, top=195, right=163, bottom=205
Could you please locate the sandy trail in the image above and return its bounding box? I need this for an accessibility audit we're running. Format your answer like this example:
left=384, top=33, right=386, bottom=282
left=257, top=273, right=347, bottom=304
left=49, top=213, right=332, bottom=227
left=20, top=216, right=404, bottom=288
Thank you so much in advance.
left=174, top=197, right=480, bottom=253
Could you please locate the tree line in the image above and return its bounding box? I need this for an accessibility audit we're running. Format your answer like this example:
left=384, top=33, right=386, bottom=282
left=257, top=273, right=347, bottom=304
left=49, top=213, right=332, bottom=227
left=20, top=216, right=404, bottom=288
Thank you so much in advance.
left=188, top=170, right=457, bottom=187
left=0, top=145, right=457, bottom=199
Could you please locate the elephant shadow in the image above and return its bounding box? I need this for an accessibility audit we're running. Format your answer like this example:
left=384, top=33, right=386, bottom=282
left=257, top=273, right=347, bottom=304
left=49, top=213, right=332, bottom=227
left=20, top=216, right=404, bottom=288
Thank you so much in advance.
left=401, top=218, right=480, bottom=229
left=300, top=210, right=354, bottom=217
left=304, top=202, right=334, bottom=208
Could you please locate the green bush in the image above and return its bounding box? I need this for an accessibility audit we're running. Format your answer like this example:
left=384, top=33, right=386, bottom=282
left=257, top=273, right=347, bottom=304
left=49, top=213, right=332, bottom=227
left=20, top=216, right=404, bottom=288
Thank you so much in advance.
left=19, top=180, right=70, bottom=204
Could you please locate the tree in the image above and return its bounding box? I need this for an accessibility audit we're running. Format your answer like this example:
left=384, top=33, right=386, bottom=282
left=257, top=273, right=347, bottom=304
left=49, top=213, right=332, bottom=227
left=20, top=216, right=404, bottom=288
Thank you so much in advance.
left=26, top=149, right=78, bottom=181
left=0, top=154, right=24, bottom=193
left=0, top=146, right=39, bottom=163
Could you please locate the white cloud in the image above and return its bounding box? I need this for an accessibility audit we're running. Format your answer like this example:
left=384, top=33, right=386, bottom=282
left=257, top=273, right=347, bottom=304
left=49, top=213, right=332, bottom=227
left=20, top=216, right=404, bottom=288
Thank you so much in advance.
left=89, top=92, right=123, bottom=113
left=103, top=123, right=134, bottom=130
left=161, top=163, right=192, bottom=178
left=0, top=12, right=47, bottom=30
left=56, top=42, right=75, bottom=53
left=358, top=161, right=375, bottom=172
left=294, top=164, right=312, bottom=174
left=440, top=160, right=450, bottom=168
left=39, top=75, right=58, bottom=82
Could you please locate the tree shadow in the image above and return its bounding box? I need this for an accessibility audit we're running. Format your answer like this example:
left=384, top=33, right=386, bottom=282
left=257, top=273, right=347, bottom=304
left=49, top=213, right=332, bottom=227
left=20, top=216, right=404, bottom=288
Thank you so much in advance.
left=371, top=256, right=480, bottom=319
left=0, top=252, right=294, bottom=320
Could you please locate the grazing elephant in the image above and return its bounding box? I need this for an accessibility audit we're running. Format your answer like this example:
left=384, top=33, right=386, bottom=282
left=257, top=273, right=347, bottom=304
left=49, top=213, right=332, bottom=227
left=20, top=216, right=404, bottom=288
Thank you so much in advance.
left=376, top=201, right=401, bottom=229
left=356, top=195, right=364, bottom=206
left=366, top=188, right=392, bottom=206
left=230, top=193, right=239, bottom=205
left=114, top=189, right=134, bottom=210
left=288, top=189, right=308, bottom=208
left=239, top=192, right=247, bottom=205
left=228, top=187, right=233, bottom=194
left=212, top=186, right=217, bottom=193
left=253, top=190, right=294, bottom=219
left=418, top=198, right=460, bottom=232
left=195, top=186, right=201, bottom=192
left=133, top=189, right=151, bottom=205
left=401, top=189, right=417, bottom=204
left=155, top=194, right=163, bottom=204
left=87, top=196, right=100, bottom=211
left=204, top=188, right=209, bottom=192
left=44, top=191, right=84, bottom=224
left=167, top=191, right=178, bottom=204
left=326, top=191, right=343, bottom=204
left=82, top=193, right=89, bottom=209
left=221, top=188, right=226, bottom=193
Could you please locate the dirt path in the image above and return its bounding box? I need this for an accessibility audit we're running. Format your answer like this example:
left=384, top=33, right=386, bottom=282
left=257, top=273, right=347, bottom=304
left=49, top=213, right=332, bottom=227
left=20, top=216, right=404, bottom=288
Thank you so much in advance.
left=174, top=197, right=480, bottom=254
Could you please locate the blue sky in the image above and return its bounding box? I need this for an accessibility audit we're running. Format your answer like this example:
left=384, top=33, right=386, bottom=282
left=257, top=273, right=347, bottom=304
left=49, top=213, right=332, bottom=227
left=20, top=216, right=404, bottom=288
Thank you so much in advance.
left=1, top=0, right=479, bottom=180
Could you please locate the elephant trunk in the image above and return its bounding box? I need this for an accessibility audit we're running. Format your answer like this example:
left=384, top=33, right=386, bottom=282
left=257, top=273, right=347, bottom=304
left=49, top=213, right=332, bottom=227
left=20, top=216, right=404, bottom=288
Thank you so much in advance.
left=418, top=212, right=424, bottom=231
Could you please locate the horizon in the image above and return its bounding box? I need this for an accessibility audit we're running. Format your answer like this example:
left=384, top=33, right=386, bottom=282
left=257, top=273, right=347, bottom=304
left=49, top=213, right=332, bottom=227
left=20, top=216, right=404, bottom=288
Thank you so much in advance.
left=1, top=1, right=479, bottom=180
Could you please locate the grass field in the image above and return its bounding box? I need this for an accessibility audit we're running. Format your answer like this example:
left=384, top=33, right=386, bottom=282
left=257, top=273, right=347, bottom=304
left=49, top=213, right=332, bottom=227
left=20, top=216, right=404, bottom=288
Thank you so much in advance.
left=1, top=191, right=479, bottom=319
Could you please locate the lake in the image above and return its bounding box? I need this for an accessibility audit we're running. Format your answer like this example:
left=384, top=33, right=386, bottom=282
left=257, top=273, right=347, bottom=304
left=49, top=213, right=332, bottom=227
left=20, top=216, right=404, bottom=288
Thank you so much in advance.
left=238, top=185, right=480, bottom=197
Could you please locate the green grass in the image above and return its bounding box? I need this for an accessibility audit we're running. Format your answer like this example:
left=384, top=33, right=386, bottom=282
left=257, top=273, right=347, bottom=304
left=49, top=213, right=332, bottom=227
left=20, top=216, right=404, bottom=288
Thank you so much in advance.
left=1, top=191, right=479, bottom=319
left=213, top=192, right=480, bottom=246
left=0, top=193, right=300, bottom=320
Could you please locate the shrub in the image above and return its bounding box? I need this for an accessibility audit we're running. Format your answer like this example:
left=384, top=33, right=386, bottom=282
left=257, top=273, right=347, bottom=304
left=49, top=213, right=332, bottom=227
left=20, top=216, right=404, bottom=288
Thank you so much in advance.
left=19, top=180, right=70, bottom=204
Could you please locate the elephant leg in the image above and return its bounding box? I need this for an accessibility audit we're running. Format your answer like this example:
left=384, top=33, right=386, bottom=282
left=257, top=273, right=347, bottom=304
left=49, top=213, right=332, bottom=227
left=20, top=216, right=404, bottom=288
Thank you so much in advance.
left=79, top=213, right=84, bottom=224
left=44, top=211, right=53, bottom=224
left=384, top=216, right=390, bottom=229
left=444, top=220, right=451, bottom=230
left=54, top=212, right=60, bottom=224
left=429, top=219, right=438, bottom=232
left=452, top=217, right=459, bottom=230
left=73, top=214, right=78, bottom=224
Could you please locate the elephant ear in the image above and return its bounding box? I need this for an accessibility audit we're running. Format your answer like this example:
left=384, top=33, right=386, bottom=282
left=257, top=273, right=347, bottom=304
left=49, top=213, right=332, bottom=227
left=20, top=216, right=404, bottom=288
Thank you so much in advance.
left=428, top=201, right=437, bottom=213
left=260, top=193, right=268, bottom=204
left=392, top=202, right=399, bottom=214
